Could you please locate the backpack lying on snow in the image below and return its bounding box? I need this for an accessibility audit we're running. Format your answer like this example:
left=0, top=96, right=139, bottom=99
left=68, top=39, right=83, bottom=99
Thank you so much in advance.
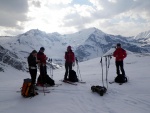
left=37, top=74, right=55, bottom=86
left=68, top=70, right=79, bottom=82
left=115, top=74, right=128, bottom=83
left=21, top=78, right=38, bottom=98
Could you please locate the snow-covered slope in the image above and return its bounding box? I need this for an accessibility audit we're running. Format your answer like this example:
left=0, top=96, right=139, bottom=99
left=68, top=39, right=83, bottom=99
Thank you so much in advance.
left=0, top=45, right=26, bottom=71
left=133, top=30, right=150, bottom=44
left=0, top=52, right=150, bottom=113
left=134, top=30, right=150, bottom=40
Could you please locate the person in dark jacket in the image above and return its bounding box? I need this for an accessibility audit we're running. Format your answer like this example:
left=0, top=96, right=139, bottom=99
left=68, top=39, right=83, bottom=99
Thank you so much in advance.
left=37, top=47, right=48, bottom=84
left=64, top=46, right=75, bottom=81
left=113, top=43, right=127, bottom=76
left=27, top=50, right=40, bottom=86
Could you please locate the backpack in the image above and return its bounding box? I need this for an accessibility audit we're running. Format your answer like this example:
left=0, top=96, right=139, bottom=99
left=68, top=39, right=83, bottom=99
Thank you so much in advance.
left=68, top=70, right=79, bottom=82
left=37, top=74, right=55, bottom=86
left=21, top=78, right=38, bottom=98
left=115, top=74, right=128, bottom=83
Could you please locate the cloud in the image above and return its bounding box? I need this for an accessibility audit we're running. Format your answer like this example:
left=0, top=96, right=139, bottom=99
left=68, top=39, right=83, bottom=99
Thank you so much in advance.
left=89, top=0, right=150, bottom=19
left=0, top=0, right=28, bottom=35
left=0, top=0, right=150, bottom=36
left=62, top=5, right=94, bottom=27
left=0, top=0, right=28, bottom=27
left=31, top=0, right=41, bottom=8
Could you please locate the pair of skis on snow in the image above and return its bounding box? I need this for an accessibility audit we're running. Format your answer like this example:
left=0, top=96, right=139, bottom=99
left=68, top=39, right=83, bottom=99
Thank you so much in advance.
left=109, top=81, right=123, bottom=85
left=36, top=83, right=63, bottom=93
left=17, top=83, right=62, bottom=94
left=37, top=80, right=86, bottom=94
left=60, top=80, right=86, bottom=85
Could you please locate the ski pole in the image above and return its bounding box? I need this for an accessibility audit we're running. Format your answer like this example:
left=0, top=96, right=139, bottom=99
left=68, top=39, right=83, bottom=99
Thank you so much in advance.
left=106, top=57, right=109, bottom=89
left=49, top=59, right=51, bottom=78
left=105, top=56, right=111, bottom=89
left=100, top=57, right=104, bottom=87
left=48, top=58, right=53, bottom=79
left=76, top=57, right=82, bottom=81
left=40, top=65, right=46, bottom=96
left=51, top=59, right=53, bottom=79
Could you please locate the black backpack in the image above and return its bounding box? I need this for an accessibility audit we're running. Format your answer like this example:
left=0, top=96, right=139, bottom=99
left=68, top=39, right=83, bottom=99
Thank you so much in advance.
left=68, top=70, right=79, bottom=82
left=37, top=74, right=55, bottom=86
left=115, top=74, right=128, bottom=83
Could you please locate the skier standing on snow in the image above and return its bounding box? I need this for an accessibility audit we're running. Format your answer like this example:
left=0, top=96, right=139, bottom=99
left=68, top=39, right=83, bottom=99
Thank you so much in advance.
left=64, top=46, right=75, bottom=81
left=27, top=50, right=40, bottom=89
left=37, top=47, right=48, bottom=84
left=113, top=43, right=127, bottom=76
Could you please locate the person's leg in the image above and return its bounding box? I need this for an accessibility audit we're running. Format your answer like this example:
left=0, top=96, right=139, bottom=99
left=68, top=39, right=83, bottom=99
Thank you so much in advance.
left=120, top=61, right=125, bottom=76
left=29, top=69, right=38, bottom=90
left=44, top=66, right=47, bottom=75
left=40, top=65, right=46, bottom=84
left=32, top=69, right=37, bottom=84
left=29, top=69, right=34, bottom=84
left=64, top=62, right=69, bottom=80
left=115, top=61, right=120, bottom=75
left=68, top=63, right=73, bottom=81
left=68, top=63, right=72, bottom=70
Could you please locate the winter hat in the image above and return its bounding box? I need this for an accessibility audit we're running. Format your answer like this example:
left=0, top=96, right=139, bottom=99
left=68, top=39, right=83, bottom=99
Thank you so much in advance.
left=40, top=47, right=45, bottom=51
left=67, top=46, right=71, bottom=50
left=116, top=43, right=121, bottom=47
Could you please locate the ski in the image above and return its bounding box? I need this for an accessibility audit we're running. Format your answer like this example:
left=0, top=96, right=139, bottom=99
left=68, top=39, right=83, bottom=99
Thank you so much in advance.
left=37, top=90, right=50, bottom=93
left=16, top=90, right=50, bottom=94
left=37, top=83, right=62, bottom=87
left=78, top=81, right=86, bottom=84
left=109, top=81, right=123, bottom=85
left=53, top=83, right=62, bottom=87
left=60, top=80, right=77, bottom=85
left=16, top=90, right=21, bottom=93
left=109, top=81, right=115, bottom=84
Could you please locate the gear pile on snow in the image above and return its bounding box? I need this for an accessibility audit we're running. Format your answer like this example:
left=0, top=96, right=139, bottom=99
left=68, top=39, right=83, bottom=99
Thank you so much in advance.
left=91, top=85, right=107, bottom=96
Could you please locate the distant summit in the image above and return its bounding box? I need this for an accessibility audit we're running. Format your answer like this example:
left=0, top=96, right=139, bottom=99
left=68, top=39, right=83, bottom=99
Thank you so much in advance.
left=0, top=27, right=150, bottom=70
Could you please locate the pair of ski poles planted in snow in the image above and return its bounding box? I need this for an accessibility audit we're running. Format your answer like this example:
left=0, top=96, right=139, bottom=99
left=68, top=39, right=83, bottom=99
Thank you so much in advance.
left=75, top=57, right=83, bottom=82
left=91, top=55, right=112, bottom=96
left=41, top=58, right=53, bottom=95
left=100, top=55, right=112, bottom=90
left=48, top=58, right=53, bottom=79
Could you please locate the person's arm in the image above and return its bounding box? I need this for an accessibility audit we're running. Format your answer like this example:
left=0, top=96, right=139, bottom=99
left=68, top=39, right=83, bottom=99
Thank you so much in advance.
left=113, top=50, right=117, bottom=57
left=123, top=49, right=127, bottom=58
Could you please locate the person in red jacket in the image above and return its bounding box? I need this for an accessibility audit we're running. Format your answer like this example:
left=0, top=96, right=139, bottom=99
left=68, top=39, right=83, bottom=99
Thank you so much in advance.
left=64, top=46, right=75, bottom=81
left=113, top=43, right=127, bottom=76
left=37, top=47, right=48, bottom=84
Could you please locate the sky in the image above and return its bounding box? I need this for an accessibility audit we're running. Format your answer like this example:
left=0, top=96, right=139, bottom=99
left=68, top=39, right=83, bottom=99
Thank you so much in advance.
left=0, top=0, right=150, bottom=37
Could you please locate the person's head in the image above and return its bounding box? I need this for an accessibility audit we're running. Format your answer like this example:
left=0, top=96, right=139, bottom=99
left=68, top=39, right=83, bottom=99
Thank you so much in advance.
left=116, top=43, right=121, bottom=48
left=67, top=46, right=71, bottom=51
left=40, top=47, right=45, bottom=52
left=31, top=50, right=37, bottom=56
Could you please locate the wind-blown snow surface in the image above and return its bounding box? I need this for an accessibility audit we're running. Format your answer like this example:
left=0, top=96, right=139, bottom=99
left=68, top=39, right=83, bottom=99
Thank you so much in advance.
left=0, top=53, right=150, bottom=113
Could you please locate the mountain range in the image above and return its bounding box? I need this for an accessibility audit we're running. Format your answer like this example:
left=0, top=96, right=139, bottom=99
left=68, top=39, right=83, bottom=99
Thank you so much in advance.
left=0, top=27, right=150, bottom=71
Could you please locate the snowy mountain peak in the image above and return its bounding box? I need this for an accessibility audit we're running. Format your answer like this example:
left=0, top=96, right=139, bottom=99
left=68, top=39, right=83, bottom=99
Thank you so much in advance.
left=77, top=27, right=105, bottom=36
left=0, top=27, right=150, bottom=71
left=24, top=29, right=47, bottom=36
left=134, top=30, right=150, bottom=39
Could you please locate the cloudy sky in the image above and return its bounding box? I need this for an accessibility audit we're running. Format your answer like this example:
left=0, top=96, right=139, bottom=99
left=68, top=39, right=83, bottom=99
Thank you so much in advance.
left=0, top=0, right=150, bottom=37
